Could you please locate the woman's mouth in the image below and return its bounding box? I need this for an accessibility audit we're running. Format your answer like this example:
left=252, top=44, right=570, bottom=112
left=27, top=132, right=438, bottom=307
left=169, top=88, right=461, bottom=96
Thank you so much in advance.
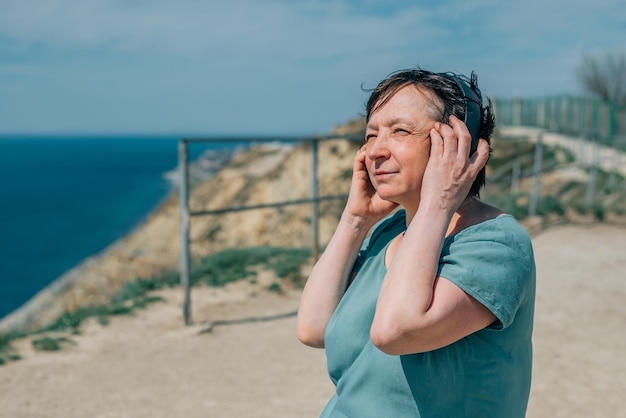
left=374, top=170, right=396, bottom=179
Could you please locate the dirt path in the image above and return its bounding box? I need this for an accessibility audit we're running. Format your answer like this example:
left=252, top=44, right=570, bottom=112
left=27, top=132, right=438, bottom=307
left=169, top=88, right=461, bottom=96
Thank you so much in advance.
left=0, top=284, right=333, bottom=418
left=500, top=126, right=626, bottom=177
left=527, top=223, right=626, bottom=417
left=0, top=223, right=624, bottom=417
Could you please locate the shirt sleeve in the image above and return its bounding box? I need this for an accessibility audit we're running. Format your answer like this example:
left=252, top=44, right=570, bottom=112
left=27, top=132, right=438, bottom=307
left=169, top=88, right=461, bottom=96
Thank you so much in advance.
left=436, top=216, right=535, bottom=330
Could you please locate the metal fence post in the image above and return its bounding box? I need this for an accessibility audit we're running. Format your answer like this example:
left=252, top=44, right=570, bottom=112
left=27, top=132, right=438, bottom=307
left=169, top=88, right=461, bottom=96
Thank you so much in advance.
left=311, top=139, right=320, bottom=261
left=178, top=140, right=192, bottom=326
left=528, top=134, right=543, bottom=217
left=578, top=99, right=587, bottom=159
left=608, top=101, right=617, bottom=140
left=512, top=97, right=522, bottom=126
left=585, top=137, right=599, bottom=208
left=537, top=99, right=545, bottom=128
left=511, top=159, right=521, bottom=195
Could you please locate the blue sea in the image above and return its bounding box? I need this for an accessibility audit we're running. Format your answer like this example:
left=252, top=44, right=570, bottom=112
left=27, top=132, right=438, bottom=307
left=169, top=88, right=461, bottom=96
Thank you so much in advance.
left=0, top=135, right=234, bottom=320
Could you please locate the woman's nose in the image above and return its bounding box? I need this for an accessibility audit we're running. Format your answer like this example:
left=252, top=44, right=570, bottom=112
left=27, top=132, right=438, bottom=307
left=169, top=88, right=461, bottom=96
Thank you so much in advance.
left=366, top=133, right=390, bottom=160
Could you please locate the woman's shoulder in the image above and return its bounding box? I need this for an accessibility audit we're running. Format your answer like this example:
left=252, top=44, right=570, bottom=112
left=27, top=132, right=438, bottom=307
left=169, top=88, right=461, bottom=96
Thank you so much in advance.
left=449, top=210, right=533, bottom=259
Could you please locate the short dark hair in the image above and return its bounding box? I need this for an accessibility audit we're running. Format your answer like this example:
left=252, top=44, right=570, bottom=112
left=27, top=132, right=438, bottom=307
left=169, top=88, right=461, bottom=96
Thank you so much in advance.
left=364, top=68, right=495, bottom=197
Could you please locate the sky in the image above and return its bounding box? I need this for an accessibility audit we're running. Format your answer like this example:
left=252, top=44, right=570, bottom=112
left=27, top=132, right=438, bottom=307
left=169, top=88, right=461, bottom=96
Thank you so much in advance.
left=0, top=0, right=624, bottom=136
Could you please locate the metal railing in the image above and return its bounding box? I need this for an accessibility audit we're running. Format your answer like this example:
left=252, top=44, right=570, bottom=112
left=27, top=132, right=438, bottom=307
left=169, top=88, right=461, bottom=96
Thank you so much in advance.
left=493, top=95, right=626, bottom=145
left=176, top=97, right=626, bottom=325
left=492, top=96, right=626, bottom=218
left=177, top=134, right=359, bottom=325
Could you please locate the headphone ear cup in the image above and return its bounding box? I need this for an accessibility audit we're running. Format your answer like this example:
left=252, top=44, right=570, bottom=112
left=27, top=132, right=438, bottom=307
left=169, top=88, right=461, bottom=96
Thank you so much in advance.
left=441, top=74, right=482, bottom=155
left=462, top=86, right=482, bottom=155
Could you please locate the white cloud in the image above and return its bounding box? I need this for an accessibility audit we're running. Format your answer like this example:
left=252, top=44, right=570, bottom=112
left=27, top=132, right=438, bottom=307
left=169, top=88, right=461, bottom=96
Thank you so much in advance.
left=0, top=0, right=624, bottom=133
left=0, top=0, right=434, bottom=58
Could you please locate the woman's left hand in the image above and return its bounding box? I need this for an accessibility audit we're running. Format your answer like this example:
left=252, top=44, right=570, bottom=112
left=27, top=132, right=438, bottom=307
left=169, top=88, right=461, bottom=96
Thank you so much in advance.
left=420, top=115, right=490, bottom=213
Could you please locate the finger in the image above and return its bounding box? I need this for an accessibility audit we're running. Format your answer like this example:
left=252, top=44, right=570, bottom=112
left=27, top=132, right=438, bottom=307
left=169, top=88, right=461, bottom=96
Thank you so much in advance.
left=354, top=146, right=376, bottom=188
left=429, top=124, right=444, bottom=158
left=436, top=121, right=458, bottom=156
left=353, top=147, right=367, bottom=176
left=469, top=138, right=490, bottom=169
left=356, top=144, right=368, bottom=163
left=448, top=115, right=472, bottom=157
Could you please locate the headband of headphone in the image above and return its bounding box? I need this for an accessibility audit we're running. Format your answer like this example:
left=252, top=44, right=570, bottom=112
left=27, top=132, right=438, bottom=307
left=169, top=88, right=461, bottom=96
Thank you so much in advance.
left=438, top=73, right=482, bottom=155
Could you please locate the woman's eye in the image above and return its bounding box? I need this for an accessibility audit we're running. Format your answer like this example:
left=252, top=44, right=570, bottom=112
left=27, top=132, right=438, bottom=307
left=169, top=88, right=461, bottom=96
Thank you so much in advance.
left=395, top=128, right=409, bottom=135
left=365, top=134, right=376, bottom=142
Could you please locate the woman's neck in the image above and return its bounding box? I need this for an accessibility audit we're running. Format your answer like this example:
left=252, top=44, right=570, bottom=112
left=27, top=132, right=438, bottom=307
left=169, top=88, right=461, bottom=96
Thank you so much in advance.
left=404, top=196, right=498, bottom=238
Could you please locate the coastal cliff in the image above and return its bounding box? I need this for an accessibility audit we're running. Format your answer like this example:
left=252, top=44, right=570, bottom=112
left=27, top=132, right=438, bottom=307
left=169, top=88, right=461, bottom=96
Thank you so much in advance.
left=4, top=117, right=623, bottom=335
left=0, top=126, right=364, bottom=334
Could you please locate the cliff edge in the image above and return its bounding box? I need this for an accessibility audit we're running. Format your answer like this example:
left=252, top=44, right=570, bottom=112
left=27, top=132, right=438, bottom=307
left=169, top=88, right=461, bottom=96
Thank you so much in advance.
left=0, top=133, right=362, bottom=334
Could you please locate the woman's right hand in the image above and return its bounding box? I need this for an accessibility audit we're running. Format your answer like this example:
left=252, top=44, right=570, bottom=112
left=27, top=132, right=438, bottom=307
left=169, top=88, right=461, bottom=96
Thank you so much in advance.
left=298, top=145, right=396, bottom=348
left=343, top=145, right=398, bottom=227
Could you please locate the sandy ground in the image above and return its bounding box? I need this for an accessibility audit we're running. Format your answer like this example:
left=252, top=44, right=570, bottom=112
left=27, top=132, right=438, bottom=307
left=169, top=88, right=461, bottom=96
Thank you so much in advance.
left=0, top=223, right=625, bottom=418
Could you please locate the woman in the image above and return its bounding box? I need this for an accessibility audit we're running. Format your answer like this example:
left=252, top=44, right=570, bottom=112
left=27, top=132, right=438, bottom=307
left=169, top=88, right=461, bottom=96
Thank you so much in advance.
left=297, top=68, right=535, bottom=417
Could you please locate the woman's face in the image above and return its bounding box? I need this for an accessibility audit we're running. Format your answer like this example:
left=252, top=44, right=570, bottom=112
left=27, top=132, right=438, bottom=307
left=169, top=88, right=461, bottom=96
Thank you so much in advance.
left=364, top=84, right=438, bottom=211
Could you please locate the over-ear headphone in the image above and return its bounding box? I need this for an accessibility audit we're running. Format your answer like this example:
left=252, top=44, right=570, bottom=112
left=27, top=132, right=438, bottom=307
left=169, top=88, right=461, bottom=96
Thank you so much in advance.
left=439, top=73, right=482, bottom=155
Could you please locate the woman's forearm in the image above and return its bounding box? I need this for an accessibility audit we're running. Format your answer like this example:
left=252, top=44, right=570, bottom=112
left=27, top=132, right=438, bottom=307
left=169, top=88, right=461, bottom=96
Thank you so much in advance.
left=297, top=212, right=373, bottom=348
left=371, top=200, right=453, bottom=351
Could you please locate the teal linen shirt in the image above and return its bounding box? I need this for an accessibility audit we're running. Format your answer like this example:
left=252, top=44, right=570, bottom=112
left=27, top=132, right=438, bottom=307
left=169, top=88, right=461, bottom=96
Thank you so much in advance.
left=321, top=210, right=535, bottom=418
